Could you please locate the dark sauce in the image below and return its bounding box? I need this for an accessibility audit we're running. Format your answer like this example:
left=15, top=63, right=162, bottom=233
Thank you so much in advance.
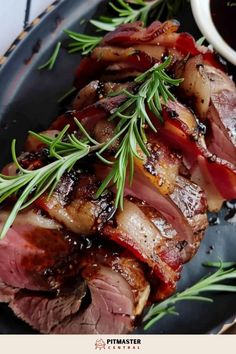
left=211, top=0, right=236, bottom=51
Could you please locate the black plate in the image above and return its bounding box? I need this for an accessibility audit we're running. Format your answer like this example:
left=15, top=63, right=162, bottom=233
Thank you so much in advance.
left=0, top=0, right=236, bottom=334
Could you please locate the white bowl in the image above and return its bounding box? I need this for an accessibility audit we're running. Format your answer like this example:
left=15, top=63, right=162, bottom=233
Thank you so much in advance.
left=190, top=0, right=236, bottom=65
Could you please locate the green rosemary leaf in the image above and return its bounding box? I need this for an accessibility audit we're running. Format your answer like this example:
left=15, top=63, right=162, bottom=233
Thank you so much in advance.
left=143, top=264, right=236, bottom=330
left=0, top=120, right=102, bottom=239
left=196, top=36, right=206, bottom=46
left=38, top=42, right=61, bottom=70
left=57, top=87, right=77, bottom=103
left=203, top=261, right=236, bottom=269
left=90, top=19, right=117, bottom=32
left=0, top=61, right=182, bottom=238
left=64, top=0, right=190, bottom=56
left=96, top=56, right=182, bottom=209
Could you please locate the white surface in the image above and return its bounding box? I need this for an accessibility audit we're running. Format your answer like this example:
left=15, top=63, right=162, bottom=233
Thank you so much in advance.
left=0, top=0, right=26, bottom=55
left=191, top=0, right=236, bottom=65
left=29, top=0, right=54, bottom=23
left=0, top=0, right=54, bottom=55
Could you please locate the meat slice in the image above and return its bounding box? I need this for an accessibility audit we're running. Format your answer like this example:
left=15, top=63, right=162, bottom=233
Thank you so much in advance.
left=0, top=223, right=71, bottom=291
left=102, top=199, right=180, bottom=299
left=9, top=280, right=87, bottom=333
left=36, top=172, right=115, bottom=235
left=74, top=20, right=223, bottom=89
left=2, top=150, right=50, bottom=176
left=102, top=176, right=208, bottom=300
left=72, top=81, right=133, bottom=111
left=175, top=55, right=236, bottom=165
left=205, top=65, right=236, bottom=165
left=0, top=208, right=85, bottom=291
left=2, top=241, right=149, bottom=334
left=52, top=265, right=134, bottom=334
left=178, top=55, right=211, bottom=118
left=112, top=253, right=150, bottom=315
left=170, top=176, right=208, bottom=260
left=153, top=98, right=236, bottom=210
left=0, top=281, right=19, bottom=303
left=134, top=135, right=181, bottom=196
left=78, top=245, right=150, bottom=316
left=24, top=130, right=60, bottom=153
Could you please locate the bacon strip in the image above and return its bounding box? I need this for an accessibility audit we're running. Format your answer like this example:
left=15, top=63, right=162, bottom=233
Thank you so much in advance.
left=153, top=101, right=236, bottom=210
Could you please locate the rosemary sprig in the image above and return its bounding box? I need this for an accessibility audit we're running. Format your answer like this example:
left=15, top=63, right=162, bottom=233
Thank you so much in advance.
left=64, top=0, right=188, bottom=56
left=0, top=60, right=181, bottom=238
left=203, top=261, right=236, bottom=269
left=0, top=120, right=102, bottom=240
left=64, top=31, right=102, bottom=55
left=90, top=0, right=162, bottom=32
left=95, top=56, right=183, bottom=208
left=57, top=86, right=77, bottom=103
left=38, top=42, right=61, bottom=70
left=196, top=36, right=206, bottom=46
left=143, top=264, right=236, bottom=330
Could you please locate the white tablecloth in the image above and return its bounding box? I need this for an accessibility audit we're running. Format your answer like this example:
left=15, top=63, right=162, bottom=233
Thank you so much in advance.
left=0, top=0, right=54, bottom=55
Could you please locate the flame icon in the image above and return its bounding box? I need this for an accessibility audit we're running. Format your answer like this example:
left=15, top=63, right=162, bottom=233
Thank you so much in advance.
left=95, top=339, right=106, bottom=350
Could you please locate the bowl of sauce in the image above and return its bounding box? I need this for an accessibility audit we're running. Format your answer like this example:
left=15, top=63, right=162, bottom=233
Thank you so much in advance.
left=190, top=0, right=236, bottom=65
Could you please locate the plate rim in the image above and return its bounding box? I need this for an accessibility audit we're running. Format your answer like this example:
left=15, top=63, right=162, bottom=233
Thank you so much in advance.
left=0, top=0, right=62, bottom=69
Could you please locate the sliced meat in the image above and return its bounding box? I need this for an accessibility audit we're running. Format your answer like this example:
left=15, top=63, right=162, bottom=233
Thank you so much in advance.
left=72, top=80, right=133, bottom=111
left=2, top=150, right=50, bottom=176
left=79, top=245, right=150, bottom=316
left=170, top=176, right=208, bottom=233
left=126, top=174, right=194, bottom=244
left=0, top=222, right=72, bottom=290
left=9, top=280, right=87, bottom=333
left=206, top=120, right=236, bottom=165
left=135, top=134, right=181, bottom=196
left=175, top=56, right=236, bottom=165
left=24, top=130, right=60, bottom=152
left=170, top=176, right=208, bottom=259
left=102, top=20, right=180, bottom=47
left=0, top=281, right=19, bottom=303
left=74, top=50, right=156, bottom=89
left=178, top=55, right=211, bottom=118
left=50, top=93, right=129, bottom=134
left=191, top=158, right=225, bottom=212
left=102, top=199, right=180, bottom=299
left=2, top=240, right=149, bottom=334
left=0, top=208, right=85, bottom=291
left=111, top=253, right=150, bottom=315
left=95, top=161, right=195, bottom=245
left=205, top=64, right=236, bottom=165
left=36, top=172, right=115, bottom=235
left=74, top=20, right=223, bottom=89
left=52, top=265, right=135, bottom=334
left=153, top=99, right=236, bottom=209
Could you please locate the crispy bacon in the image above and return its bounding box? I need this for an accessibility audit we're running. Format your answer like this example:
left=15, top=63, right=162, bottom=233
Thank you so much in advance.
left=102, top=199, right=180, bottom=299
left=72, top=81, right=131, bottom=111
left=74, top=20, right=225, bottom=91
left=178, top=55, right=211, bottom=118
left=175, top=55, right=236, bottom=166
left=134, top=135, right=181, bottom=196
left=102, top=20, right=180, bottom=46
left=36, top=172, right=115, bottom=235
left=205, top=65, right=236, bottom=164
left=74, top=50, right=156, bottom=89
left=153, top=100, right=236, bottom=210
